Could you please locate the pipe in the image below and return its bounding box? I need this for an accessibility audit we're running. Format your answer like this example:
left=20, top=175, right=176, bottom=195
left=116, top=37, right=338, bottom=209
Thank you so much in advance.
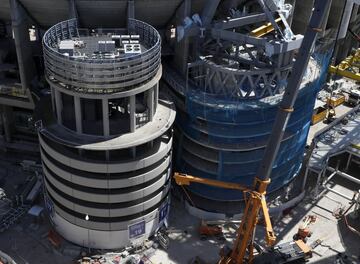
left=322, top=170, right=337, bottom=186
left=325, top=186, right=353, bottom=200
left=327, top=167, right=360, bottom=185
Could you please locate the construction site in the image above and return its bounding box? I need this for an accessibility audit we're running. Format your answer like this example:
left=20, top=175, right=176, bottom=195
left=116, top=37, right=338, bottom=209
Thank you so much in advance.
left=0, top=0, right=359, bottom=263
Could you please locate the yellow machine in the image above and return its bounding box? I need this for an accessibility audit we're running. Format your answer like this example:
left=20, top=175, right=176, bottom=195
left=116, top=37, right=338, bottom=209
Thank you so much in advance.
left=329, top=48, right=360, bottom=81
left=174, top=173, right=275, bottom=263
left=311, top=106, right=328, bottom=125
left=250, top=17, right=282, bottom=38
left=326, top=94, right=345, bottom=108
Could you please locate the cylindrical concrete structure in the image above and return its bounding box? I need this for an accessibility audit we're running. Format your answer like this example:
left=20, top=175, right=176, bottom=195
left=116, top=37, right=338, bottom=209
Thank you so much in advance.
left=40, top=19, right=175, bottom=249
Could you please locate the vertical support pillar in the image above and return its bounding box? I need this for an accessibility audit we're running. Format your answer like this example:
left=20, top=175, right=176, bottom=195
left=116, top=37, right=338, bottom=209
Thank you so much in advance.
left=127, top=0, right=135, bottom=31
left=127, top=0, right=135, bottom=20
left=54, top=90, right=63, bottom=125
left=338, top=0, right=354, bottom=39
left=1, top=106, right=12, bottom=142
left=201, top=0, right=221, bottom=27
left=154, top=83, right=159, bottom=112
left=314, top=168, right=325, bottom=199
left=130, top=95, right=136, bottom=132
left=102, top=98, right=109, bottom=137
left=174, top=0, right=191, bottom=75
left=147, top=88, right=154, bottom=121
left=291, top=0, right=314, bottom=34
left=337, top=3, right=359, bottom=61
left=319, top=0, right=332, bottom=37
left=302, top=166, right=309, bottom=191
left=345, top=153, right=352, bottom=172
left=50, top=86, right=55, bottom=113
left=9, top=0, right=36, bottom=107
left=74, top=96, right=82, bottom=133
left=69, top=0, right=78, bottom=19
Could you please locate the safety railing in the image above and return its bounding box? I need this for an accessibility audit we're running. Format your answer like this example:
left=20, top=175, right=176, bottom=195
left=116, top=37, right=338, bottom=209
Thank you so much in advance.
left=43, top=19, right=161, bottom=93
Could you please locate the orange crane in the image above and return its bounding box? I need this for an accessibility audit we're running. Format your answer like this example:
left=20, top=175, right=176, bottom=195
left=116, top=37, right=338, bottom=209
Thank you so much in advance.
left=174, top=173, right=275, bottom=263
left=173, top=1, right=331, bottom=263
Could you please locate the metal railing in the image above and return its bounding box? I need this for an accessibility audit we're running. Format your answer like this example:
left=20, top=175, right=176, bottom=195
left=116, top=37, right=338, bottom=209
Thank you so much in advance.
left=43, top=19, right=161, bottom=93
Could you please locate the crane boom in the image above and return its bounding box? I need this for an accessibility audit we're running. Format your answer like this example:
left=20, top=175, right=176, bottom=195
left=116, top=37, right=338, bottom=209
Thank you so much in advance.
left=228, top=1, right=332, bottom=263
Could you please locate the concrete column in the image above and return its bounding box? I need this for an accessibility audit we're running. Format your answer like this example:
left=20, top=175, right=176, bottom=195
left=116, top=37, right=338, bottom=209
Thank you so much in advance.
left=54, top=90, right=63, bottom=125
left=9, top=0, right=36, bottom=108
left=130, top=95, right=136, bottom=132
left=102, top=98, right=109, bottom=137
left=337, top=4, right=359, bottom=61
left=74, top=96, right=82, bottom=133
left=327, top=0, right=346, bottom=29
left=291, top=0, right=314, bottom=34
left=338, top=0, right=354, bottom=39
left=127, top=0, right=135, bottom=19
left=69, top=0, right=78, bottom=19
left=174, top=0, right=191, bottom=75
left=319, top=0, right=333, bottom=37
left=154, top=83, right=159, bottom=112
left=50, top=86, right=55, bottom=113
left=147, top=88, right=154, bottom=121
left=1, top=106, right=12, bottom=142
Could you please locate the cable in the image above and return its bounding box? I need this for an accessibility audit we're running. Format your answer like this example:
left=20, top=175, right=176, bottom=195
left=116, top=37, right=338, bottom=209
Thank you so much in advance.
left=180, top=185, right=196, bottom=207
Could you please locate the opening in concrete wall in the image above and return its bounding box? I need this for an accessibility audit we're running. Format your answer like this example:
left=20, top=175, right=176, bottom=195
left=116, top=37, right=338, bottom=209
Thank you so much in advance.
left=61, top=93, right=76, bottom=131
left=109, top=98, right=130, bottom=135
left=81, top=98, right=103, bottom=136
left=135, top=92, right=149, bottom=128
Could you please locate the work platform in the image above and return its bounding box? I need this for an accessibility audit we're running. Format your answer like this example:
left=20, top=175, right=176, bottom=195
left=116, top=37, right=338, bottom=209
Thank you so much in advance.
left=308, top=105, right=360, bottom=173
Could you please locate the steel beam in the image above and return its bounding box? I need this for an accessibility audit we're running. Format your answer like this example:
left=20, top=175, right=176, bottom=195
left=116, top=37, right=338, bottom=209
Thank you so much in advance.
left=214, top=13, right=268, bottom=29
left=325, top=186, right=353, bottom=200
left=211, top=29, right=267, bottom=46
left=327, top=167, right=360, bottom=185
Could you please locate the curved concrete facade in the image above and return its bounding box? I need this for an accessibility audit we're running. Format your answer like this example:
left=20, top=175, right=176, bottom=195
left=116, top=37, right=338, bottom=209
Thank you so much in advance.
left=39, top=18, right=175, bottom=249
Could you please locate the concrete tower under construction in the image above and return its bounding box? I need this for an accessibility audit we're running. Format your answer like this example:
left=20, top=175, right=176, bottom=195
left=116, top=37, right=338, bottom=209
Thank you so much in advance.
left=38, top=18, right=175, bottom=249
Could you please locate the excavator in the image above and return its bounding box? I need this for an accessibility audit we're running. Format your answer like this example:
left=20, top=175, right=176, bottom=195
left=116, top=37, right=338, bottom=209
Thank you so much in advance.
left=173, top=1, right=331, bottom=263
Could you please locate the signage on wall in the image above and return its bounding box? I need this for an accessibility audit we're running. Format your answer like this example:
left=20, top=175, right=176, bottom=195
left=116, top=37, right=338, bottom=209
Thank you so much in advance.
left=44, top=193, right=54, bottom=217
left=159, top=202, right=169, bottom=224
left=128, top=221, right=146, bottom=239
